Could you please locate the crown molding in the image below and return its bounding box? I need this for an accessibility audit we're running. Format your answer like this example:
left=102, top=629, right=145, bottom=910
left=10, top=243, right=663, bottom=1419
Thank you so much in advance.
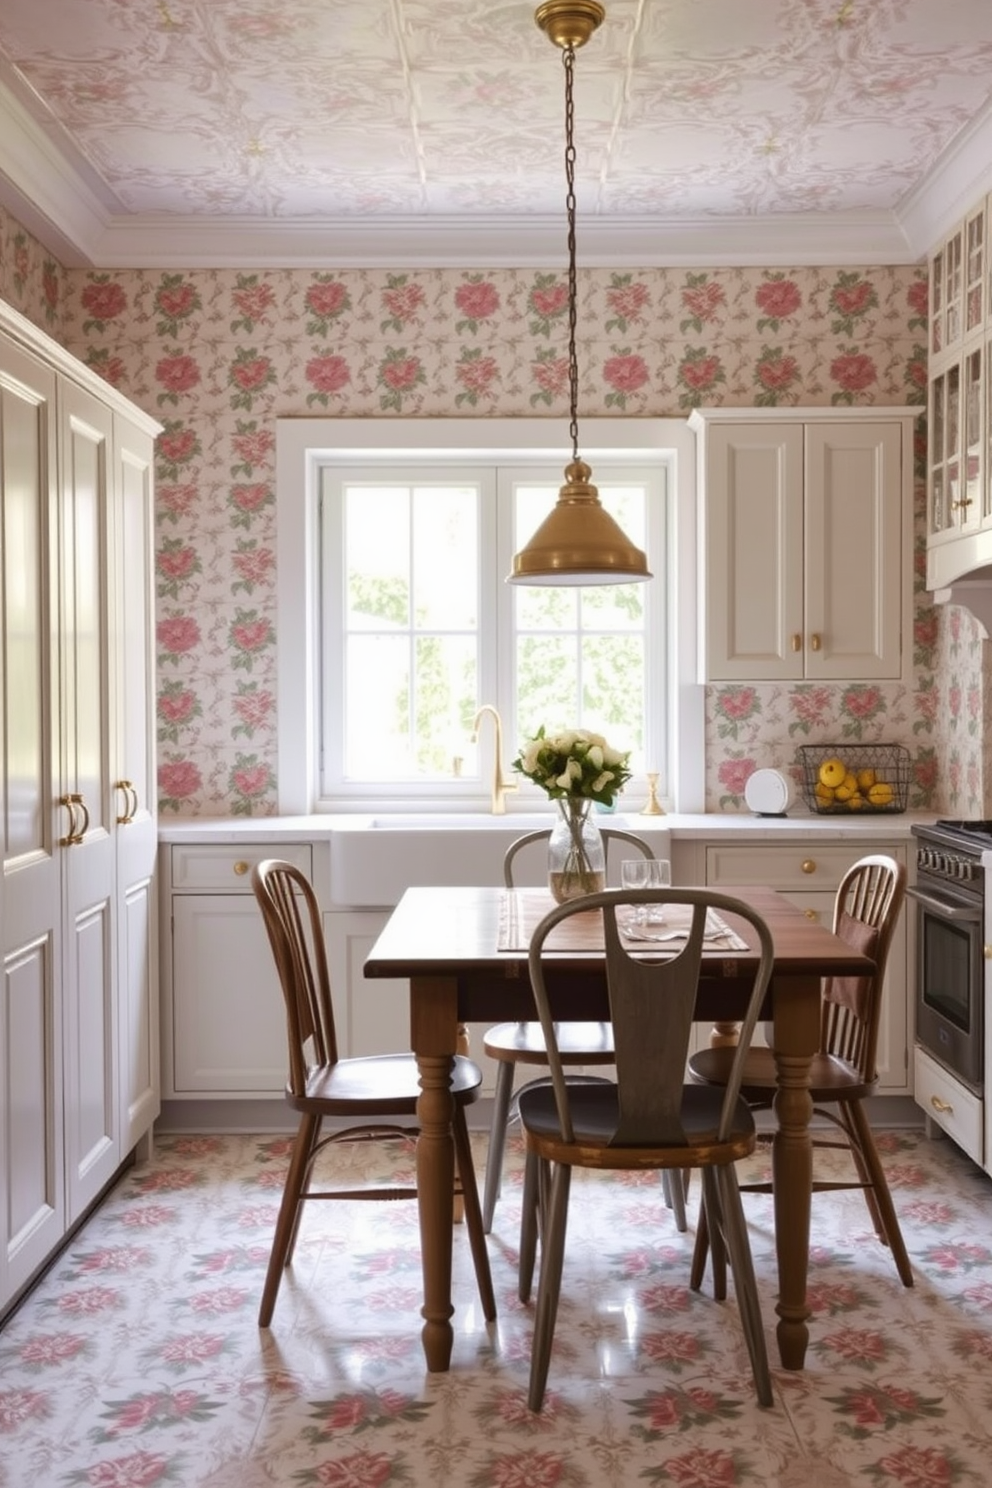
left=897, top=94, right=992, bottom=256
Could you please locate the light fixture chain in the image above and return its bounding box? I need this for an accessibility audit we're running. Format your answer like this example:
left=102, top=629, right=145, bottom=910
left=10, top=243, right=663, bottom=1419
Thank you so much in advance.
left=563, top=42, right=579, bottom=463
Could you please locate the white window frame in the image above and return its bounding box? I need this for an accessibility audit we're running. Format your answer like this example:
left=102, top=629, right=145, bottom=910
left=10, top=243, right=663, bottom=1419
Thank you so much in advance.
left=276, top=418, right=703, bottom=815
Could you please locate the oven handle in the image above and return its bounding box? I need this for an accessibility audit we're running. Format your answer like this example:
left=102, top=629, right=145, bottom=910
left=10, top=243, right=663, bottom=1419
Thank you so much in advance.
left=907, top=885, right=984, bottom=922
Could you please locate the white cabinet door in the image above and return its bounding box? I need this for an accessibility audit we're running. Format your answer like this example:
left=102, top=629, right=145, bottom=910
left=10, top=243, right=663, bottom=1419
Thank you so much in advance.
left=700, top=421, right=804, bottom=681
left=58, top=380, right=121, bottom=1223
left=112, top=414, right=159, bottom=1149
left=0, top=337, right=66, bottom=1303
left=171, top=896, right=288, bottom=1093
left=804, top=422, right=903, bottom=680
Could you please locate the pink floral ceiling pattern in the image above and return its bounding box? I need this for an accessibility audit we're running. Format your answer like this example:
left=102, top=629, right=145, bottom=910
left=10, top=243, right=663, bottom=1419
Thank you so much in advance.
left=3, top=1, right=992, bottom=264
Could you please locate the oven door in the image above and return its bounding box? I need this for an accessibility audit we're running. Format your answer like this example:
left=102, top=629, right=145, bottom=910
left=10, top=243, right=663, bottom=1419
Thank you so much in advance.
left=909, top=882, right=984, bottom=1092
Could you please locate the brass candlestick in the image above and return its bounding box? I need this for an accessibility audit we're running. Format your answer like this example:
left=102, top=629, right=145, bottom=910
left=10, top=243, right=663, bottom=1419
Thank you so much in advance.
left=640, top=772, right=666, bottom=816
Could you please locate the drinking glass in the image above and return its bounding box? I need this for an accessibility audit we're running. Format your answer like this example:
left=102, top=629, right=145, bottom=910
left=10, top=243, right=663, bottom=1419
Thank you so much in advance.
left=620, top=858, right=672, bottom=924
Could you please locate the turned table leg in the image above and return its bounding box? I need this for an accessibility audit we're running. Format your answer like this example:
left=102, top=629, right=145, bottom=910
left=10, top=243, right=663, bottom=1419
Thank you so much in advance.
left=770, top=972, right=818, bottom=1370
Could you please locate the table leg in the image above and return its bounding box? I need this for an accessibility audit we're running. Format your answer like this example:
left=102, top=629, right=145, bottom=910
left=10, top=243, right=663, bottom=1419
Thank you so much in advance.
left=770, top=972, right=818, bottom=1371
left=410, top=975, right=459, bottom=1372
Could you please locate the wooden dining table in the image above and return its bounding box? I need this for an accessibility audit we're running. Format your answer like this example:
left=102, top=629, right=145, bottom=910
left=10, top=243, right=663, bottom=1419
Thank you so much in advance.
left=363, top=883, right=876, bottom=1376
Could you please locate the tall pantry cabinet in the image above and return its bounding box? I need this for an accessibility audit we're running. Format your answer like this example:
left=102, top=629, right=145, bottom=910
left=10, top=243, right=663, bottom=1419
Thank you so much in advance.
left=0, top=300, right=161, bottom=1315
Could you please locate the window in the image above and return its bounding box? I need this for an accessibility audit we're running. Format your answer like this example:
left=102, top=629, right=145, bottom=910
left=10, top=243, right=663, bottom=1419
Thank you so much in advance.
left=276, top=419, right=703, bottom=814
left=320, top=461, right=660, bottom=800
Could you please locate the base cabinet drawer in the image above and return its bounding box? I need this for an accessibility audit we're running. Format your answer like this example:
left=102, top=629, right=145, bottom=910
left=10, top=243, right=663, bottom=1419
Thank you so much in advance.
left=914, top=1046, right=983, bottom=1165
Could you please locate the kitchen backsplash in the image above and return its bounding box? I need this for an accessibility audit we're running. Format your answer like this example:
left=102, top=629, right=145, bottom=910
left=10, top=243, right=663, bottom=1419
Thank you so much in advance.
left=4, top=200, right=987, bottom=818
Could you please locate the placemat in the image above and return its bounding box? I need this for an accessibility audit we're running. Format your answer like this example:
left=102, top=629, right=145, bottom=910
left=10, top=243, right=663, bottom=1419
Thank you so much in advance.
left=497, top=889, right=749, bottom=953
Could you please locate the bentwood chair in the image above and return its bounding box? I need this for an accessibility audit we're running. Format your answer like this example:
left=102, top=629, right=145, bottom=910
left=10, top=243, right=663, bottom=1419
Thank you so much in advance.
left=251, top=859, right=496, bottom=1327
left=482, top=826, right=681, bottom=1234
left=688, top=853, right=912, bottom=1288
left=517, top=887, right=775, bottom=1411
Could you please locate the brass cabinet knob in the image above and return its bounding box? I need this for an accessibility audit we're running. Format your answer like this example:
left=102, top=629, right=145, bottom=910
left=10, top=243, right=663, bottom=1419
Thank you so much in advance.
left=233, top=860, right=250, bottom=876
left=801, top=859, right=816, bottom=874
left=790, top=633, right=801, bottom=652
left=803, top=907, right=818, bottom=920
left=810, top=633, right=821, bottom=652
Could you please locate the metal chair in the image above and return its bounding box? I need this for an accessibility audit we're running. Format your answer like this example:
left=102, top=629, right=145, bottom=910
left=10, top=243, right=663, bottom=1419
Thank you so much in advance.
left=481, top=826, right=689, bottom=1233
left=251, top=858, right=496, bottom=1327
left=688, top=853, right=912, bottom=1288
left=517, top=887, right=775, bottom=1411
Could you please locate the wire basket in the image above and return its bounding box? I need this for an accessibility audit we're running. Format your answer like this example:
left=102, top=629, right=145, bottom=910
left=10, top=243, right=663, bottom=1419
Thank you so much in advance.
left=796, top=743, right=911, bottom=815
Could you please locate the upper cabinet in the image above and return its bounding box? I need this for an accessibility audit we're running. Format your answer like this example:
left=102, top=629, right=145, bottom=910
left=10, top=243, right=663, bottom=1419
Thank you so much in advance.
left=927, top=192, right=992, bottom=591
left=691, top=408, right=914, bottom=684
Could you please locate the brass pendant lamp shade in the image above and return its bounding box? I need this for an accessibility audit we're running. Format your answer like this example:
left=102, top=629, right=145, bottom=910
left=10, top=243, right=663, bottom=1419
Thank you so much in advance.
left=509, top=2, right=651, bottom=587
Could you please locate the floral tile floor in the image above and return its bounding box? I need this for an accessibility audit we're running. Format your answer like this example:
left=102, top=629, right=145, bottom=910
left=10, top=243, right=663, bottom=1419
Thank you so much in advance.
left=1, top=1127, right=992, bottom=1487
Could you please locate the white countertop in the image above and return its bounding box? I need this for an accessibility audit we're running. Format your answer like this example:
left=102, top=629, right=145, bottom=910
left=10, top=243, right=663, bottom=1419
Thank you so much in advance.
left=157, top=809, right=937, bottom=844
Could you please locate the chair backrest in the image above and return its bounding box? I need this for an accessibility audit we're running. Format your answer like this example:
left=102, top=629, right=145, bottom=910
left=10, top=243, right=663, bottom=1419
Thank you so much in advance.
left=251, top=859, right=338, bottom=1094
left=822, top=853, right=907, bottom=1080
left=503, top=825, right=655, bottom=888
left=527, top=888, right=775, bottom=1147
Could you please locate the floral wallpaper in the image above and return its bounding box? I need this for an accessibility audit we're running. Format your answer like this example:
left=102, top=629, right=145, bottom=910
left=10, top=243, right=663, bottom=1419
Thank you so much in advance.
left=3, top=200, right=991, bottom=819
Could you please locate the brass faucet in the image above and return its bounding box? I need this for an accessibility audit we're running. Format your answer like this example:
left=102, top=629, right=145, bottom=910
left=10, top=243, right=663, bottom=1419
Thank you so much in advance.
left=471, top=705, right=519, bottom=815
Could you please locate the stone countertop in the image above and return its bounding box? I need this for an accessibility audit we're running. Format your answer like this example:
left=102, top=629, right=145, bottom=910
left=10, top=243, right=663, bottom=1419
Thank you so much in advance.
left=157, top=809, right=937, bottom=844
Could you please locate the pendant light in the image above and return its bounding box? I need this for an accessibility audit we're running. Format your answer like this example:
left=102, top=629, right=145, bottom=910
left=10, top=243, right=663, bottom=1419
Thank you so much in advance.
left=509, top=1, right=651, bottom=587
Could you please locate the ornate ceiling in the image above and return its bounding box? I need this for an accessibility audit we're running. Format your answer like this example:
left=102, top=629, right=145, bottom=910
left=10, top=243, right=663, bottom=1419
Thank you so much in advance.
left=2, top=0, right=992, bottom=267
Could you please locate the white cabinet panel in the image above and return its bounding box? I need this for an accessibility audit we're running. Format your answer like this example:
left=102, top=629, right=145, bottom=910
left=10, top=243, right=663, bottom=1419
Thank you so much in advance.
left=171, top=896, right=288, bottom=1093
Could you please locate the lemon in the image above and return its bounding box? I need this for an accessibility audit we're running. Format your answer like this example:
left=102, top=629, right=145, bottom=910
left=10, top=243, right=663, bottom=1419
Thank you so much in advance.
left=818, top=757, right=847, bottom=790
left=833, top=773, right=858, bottom=802
left=846, top=792, right=866, bottom=810
left=814, top=782, right=835, bottom=808
left=867, top=781, right=894, bottom=807
left=856, top=767, right=877, bottom=791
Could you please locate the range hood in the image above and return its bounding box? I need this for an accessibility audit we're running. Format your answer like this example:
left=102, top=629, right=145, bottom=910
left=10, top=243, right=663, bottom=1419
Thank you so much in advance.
left=928, top=533, right=992, bottom=635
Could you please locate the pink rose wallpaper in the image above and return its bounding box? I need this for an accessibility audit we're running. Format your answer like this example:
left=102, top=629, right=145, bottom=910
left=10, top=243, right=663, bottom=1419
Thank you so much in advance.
left=3, top=199, right=990, bottom=818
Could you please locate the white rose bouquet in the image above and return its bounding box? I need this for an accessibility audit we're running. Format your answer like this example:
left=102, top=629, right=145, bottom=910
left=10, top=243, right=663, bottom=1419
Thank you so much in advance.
left=512, top=727, right=632, bottom=807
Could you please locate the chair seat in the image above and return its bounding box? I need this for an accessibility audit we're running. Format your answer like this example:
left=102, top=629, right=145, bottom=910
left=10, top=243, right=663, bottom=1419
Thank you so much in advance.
left=689, top=1044, right=875, bottom=1103
left=483, top=1020, right=615, bottom=1065
left=290, top=1052, right=483, bottom=1114
left=518, top=1081, right=756, bottom=1168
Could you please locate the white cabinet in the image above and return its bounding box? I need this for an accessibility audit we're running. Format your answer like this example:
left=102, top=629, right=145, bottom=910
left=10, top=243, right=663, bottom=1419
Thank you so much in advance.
left=162, top=843, right=312, bottom=1096
left=925, top=192, right=992, bottom=591
left=702, top=840, right=910, bottom=1093
left=690, top=409, right=913, bottom=683
left=0, top=302, right=160, bottom=1314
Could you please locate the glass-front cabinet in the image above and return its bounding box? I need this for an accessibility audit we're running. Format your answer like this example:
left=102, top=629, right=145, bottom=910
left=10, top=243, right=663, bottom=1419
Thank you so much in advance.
left=926, top=192, right=992, bottom=589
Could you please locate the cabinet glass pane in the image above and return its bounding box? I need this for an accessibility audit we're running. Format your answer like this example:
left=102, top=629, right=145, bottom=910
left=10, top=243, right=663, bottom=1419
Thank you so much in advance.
left=967, top=211, right=985, bottom=333
left=930, top=374, right=945, bottom=533
left=946, top=231, right=963, bottom=346
left=931, top=248, right=943, bottom=355
left=946, top=362, right=961, bottom=521
left=964, top=347, right=982, bottom=519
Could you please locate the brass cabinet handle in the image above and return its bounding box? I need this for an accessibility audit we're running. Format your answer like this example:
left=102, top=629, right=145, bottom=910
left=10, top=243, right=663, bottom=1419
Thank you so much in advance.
left=59, top=794, right=78, bottom=846
left=73, top=792, right=90, bottom=842
left=810, top=633, right=821, bottom=651
left=801, top=859, right=816, bottom=875
left=803, top=907, right=818, bottom=920
left=930, top=1094, right=953, bottom=1115
left=951, top=497, right=973, bottom=510
left=233, top=860, right=250, bottom=876
left=116, top=778, right=136, bottom=825
left=790, top=633, right=801, bottom=652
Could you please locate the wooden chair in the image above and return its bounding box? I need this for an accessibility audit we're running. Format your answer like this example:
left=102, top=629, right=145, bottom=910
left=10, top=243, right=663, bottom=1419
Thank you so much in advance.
left=482, top=826, right=681, bottom=1234
left=250, top=859, right=496, bottom=1327
left=688, top=854, right=912, bottom=1289
left=516, top=887, right=775, bottom=1412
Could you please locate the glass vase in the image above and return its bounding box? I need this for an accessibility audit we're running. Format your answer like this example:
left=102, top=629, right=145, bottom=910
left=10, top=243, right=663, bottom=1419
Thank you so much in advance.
left=547, top=797, right=606, bottom=904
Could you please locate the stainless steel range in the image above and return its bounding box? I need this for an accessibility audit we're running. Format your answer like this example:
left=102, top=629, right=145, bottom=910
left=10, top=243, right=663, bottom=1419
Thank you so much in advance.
left=909, top=820, right=987, bottom=1096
